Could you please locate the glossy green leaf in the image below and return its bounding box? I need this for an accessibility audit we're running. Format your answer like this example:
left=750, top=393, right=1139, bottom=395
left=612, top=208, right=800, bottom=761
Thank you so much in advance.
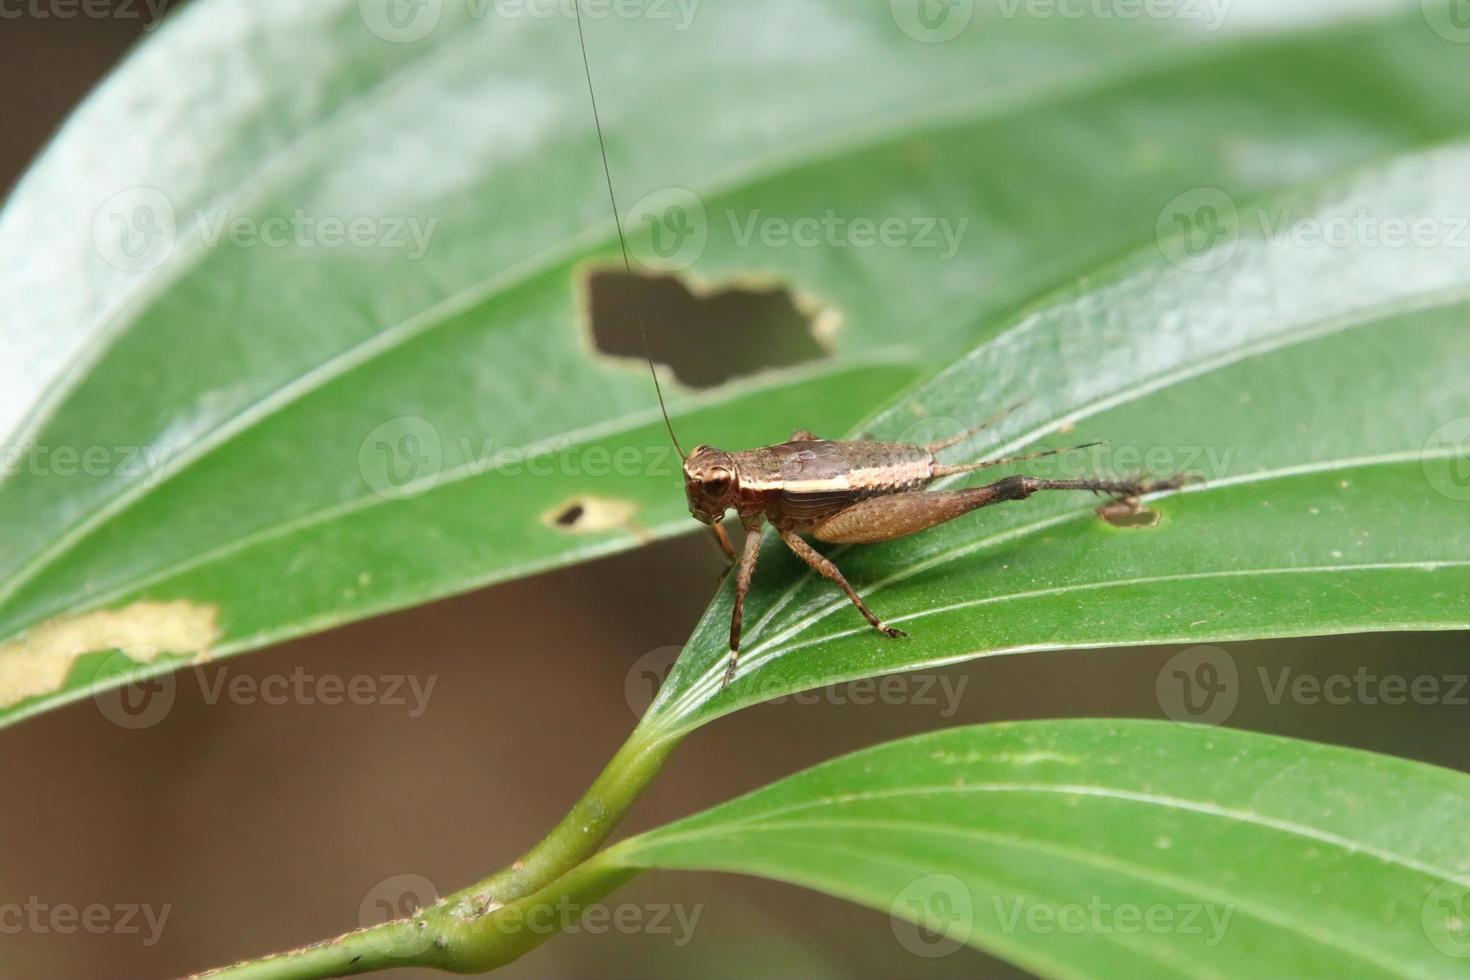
left=600, top=721, right=1470, bottom=979
left=642, top=142, right=1470, bottom=735
left=3, top=0, right=1470, bottom=725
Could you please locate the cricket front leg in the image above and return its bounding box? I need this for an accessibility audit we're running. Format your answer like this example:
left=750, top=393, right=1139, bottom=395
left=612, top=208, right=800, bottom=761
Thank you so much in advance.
left=724, top=518, right=764, bottom=687
left=777, top=528, right=908, bottom=640
left=709, top=520, right=736, bottom=566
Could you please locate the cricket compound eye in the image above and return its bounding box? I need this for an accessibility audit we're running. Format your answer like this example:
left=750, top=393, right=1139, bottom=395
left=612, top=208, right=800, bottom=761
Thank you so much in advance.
left=702, top=468, right=733, bottom=496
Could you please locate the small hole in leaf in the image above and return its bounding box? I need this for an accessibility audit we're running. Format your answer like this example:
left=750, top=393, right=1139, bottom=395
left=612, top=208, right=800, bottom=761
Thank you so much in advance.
left=1098, top=499, right=1161, bottom=529
left=584, top=268, right=833, bottom=388
left=542, top=495, right=643, bottom=537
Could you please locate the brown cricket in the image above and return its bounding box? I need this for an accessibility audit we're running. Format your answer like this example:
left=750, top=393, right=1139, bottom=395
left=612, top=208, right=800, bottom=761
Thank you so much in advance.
left=571, top=1, right=1191, bottom=687
left=682, top=427, right=1189, bottom=686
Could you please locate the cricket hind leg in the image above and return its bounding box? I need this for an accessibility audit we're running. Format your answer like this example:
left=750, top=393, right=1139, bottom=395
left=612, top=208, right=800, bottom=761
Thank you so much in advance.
left=778, top=528, right=908, bottom=641
left=812, top=474, right=1193, bottom=544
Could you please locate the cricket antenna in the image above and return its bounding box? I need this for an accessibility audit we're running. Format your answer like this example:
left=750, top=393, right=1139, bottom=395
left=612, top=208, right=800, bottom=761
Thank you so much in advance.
left=573, top=0, right=687, bottom=461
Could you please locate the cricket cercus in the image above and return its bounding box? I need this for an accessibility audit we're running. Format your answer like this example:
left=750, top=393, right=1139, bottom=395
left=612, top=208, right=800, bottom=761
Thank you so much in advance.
left=569, top=0, right=1192, bottom=687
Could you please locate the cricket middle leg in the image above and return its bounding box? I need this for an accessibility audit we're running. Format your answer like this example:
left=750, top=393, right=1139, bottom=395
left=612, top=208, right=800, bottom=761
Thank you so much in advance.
left=778, top=528, right=908, bottom=641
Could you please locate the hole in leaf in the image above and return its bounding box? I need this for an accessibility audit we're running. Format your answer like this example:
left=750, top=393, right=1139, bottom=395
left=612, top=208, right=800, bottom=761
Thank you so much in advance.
left=543, top=495, right=642, bottom=536
left=1097, top=498, right=1161, bottom=529
left=584, top=268, right=834, bottom=388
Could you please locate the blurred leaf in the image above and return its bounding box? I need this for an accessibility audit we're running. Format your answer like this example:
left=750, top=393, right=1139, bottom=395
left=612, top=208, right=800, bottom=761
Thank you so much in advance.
left=3, top=0, right=1470, bottom=725
left=601, top=721, right=1470, bottom=979
left=644, top=144, right=1470, bottom=735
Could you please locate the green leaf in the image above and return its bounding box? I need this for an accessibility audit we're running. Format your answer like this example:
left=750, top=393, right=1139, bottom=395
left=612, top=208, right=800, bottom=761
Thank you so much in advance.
left=643, top=142, right=1470, bottom=735
left=3, top=0, right=1469, bottom=724
left=600, top=720, right=1470, bottom=979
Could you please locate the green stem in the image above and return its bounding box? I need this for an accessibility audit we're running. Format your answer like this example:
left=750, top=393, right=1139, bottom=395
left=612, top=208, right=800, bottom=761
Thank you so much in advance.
left=442, top=726, right=677, bottom=910
left=192, top=723, right=679, bottom=979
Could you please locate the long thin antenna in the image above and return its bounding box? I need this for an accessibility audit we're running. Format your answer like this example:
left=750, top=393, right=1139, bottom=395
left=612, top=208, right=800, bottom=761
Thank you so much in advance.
left=573, top=0, right=686, bottom=460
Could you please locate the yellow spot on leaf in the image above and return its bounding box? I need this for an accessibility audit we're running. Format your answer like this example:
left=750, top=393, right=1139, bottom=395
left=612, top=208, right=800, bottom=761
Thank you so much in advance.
left=0, top=600, right=221, bottom=708
left=542, top=495, right=641, bottom=536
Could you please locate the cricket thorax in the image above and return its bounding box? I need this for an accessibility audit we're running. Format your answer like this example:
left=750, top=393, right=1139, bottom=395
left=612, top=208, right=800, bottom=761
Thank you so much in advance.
left=733, top=440, right=935, bottom=527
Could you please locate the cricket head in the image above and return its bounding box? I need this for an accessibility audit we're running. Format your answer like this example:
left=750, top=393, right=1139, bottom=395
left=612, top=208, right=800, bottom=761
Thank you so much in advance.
left=683, top=444, right=738, bottom=524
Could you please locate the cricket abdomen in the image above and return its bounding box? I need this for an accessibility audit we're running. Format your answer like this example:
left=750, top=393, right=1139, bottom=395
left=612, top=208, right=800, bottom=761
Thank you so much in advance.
left=732, top=439, right=935, bottom=529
